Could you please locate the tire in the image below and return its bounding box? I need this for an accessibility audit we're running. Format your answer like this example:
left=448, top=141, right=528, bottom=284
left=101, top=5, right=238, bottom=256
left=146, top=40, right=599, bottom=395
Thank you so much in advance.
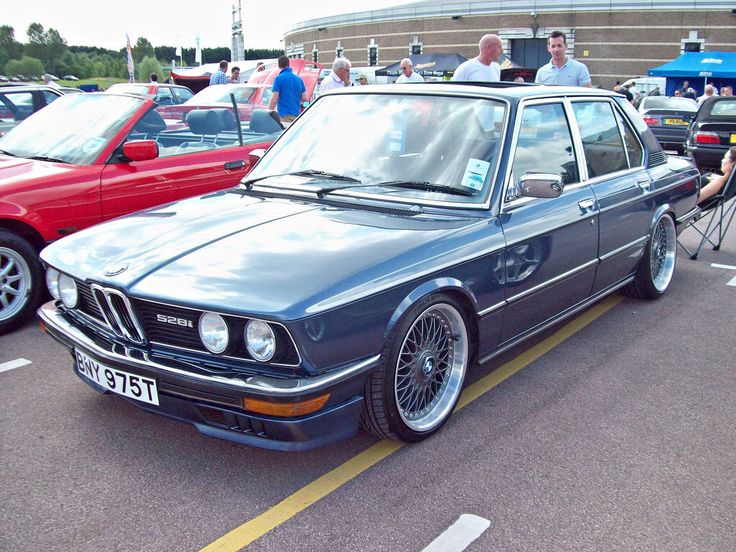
left=0, top=231, right=43, bottom=334
left=622, top=213, right=677, bottom=300
left=361, top=294, right=470, bottom=442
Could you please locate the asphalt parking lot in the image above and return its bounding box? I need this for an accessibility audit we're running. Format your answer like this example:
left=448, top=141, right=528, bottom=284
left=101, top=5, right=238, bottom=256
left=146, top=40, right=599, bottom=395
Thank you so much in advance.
left=1, top=220, right=734, bottom=552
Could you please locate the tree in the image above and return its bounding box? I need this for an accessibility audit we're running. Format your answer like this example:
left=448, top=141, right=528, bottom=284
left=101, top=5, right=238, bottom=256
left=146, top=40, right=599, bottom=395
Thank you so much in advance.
left=138, top=56, right=162, bottom=82
left=133, top=37, right=154, bottom=63
left=0, top=26, right=23, bottom=70
left=4, top=56, right=44, bottom=78
left=25, top=23, right=67, bottom=75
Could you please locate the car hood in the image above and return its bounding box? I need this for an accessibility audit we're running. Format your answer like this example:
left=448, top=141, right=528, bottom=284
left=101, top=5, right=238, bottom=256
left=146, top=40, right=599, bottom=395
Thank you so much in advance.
left=41, top=189, right=485, bottom=319
left=0, top=155, right=76, bottom=187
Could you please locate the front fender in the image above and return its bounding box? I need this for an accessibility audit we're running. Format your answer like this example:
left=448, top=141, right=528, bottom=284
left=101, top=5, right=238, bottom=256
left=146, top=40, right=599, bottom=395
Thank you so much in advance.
left=384, top=277, right=479, bottom=342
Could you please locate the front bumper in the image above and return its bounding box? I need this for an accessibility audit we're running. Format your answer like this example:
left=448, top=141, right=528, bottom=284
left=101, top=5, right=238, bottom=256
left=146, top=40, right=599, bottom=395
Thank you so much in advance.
left=38, top=301, right=380, bottom=451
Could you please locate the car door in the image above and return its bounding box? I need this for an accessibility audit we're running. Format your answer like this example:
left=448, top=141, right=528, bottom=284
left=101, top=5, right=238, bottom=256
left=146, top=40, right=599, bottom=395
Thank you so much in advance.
left=569, top=99, right=652, bottom=294
left=98, top=108, right=255, bottom=220
left=498, top=100, right=599, bottom=343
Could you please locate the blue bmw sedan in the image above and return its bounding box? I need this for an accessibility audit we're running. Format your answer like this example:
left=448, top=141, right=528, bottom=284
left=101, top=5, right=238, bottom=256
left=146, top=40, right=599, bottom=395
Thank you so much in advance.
left=38, top=83, right=700, bottom=451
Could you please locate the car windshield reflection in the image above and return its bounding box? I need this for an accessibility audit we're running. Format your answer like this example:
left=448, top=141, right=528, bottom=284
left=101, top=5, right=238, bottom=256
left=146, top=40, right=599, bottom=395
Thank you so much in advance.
left=0, top=93, right=143, bottom=165
left=245, top=93, right=506, bottom=205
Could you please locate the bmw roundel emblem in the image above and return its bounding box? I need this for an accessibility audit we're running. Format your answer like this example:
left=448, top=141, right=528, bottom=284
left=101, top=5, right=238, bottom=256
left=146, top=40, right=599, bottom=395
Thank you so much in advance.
left=104, top=264, right=128, bottom=276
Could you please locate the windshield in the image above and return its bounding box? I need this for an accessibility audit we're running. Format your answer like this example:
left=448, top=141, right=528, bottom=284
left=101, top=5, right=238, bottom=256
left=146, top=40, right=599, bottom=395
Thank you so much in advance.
left=246, top=93, right=506, bottom=205
left=187, top=85, right=260, bottom=105
left=0, top=93, right=144, bottom=164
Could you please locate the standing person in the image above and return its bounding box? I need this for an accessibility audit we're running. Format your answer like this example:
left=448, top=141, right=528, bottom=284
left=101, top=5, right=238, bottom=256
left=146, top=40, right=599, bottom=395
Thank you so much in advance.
left=684, top=87, right=697, bottom=100
left=679, top=80, right=690, bottom=94
left=228, top=66, right=240, bottom=83
left=209, top=60, right=229, bottom=85
left=319, top=57, right=351, bottom=93
left=268, top=55, right=307, bottom=122
left=535, top=30, right=591, bottom=87
left=451, top=34, right=502, bottom=82
left=356, top=73, right=370, bottom=86
left=395, top=58, right=424, bottom=83
left=697, top=84, right=716, bottom=104
left=721, top=85, right=733, bottom=97
left=149, top=73, right=159, bottom=83
left=42, top=74, right=60, bottom=89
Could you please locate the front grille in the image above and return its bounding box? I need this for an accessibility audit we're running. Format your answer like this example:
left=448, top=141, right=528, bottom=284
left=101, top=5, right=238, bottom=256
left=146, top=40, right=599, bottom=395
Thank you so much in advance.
left=77, top=282, right=104, bottom=321
left=89, top=285, right=145, bottom=344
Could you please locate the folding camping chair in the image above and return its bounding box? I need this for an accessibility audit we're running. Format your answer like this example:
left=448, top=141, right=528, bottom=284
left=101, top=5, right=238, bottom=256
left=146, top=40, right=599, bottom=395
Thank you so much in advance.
left=678, top=169, right=736, bottom=260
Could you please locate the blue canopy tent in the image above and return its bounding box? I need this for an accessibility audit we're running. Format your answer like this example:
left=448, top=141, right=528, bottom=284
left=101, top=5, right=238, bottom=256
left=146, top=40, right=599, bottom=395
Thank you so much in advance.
left=648, top=52, right=736, bottom=96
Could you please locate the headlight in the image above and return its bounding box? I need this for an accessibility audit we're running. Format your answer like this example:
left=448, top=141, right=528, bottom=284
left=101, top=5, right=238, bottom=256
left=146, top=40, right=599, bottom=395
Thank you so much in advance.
left=46, top=267, right=61, bottom=299
left=58, top=274, right=78, bottom=308
left=199, top=312, right=229, bottom=354
left=245, top=320, right=275, bottom=362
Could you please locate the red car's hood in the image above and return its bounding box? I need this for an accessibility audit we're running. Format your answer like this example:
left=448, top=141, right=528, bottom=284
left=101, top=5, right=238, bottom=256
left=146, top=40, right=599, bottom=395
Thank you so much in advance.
left=0, top=155, right=78, bottom=189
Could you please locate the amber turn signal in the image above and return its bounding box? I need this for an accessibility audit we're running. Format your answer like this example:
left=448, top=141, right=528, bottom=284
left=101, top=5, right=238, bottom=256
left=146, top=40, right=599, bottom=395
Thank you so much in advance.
left=243, top=394, right=330, bottom=417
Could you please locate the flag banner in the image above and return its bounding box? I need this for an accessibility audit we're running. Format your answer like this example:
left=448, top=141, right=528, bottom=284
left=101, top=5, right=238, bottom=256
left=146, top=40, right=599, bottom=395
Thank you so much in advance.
left=125, top=33, right=135, bottom=82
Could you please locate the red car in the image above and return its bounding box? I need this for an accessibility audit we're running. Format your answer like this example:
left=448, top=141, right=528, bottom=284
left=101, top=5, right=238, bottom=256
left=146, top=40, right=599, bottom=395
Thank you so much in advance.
left=162, top=59, right=322, bottom=126
left=0, top=92, right=280, bottom=332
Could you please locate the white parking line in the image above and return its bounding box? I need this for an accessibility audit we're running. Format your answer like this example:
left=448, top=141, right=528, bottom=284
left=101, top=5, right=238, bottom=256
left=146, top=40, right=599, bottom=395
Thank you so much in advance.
left=0, top=358, right=31, bottom=374
left=709, top=264, right=736, bottom=286
left=422, top=514, right=491, bottom=552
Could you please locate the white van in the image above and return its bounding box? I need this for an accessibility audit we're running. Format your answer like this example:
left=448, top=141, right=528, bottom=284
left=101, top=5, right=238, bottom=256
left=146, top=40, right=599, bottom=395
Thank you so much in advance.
left=621, top=77, right=666, bottom=96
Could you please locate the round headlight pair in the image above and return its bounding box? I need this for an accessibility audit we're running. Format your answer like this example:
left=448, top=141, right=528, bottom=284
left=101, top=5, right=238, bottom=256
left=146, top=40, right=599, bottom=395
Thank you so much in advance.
left=197, top=312, right=275, bottom=362
left=45, top=267, right=78, bottom=308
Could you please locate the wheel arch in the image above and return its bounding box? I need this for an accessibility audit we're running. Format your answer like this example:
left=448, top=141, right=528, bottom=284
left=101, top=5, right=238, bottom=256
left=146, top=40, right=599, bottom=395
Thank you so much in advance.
left=385, top=278, right=480, bottom=358
left=650, top=203, right=676, bottom=234
left=0, top=217, right=47, bottom=253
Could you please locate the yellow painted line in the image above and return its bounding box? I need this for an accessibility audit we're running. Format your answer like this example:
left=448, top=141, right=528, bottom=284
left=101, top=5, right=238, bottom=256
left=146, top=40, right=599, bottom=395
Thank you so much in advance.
left=201, top=294, right=623, bottom=552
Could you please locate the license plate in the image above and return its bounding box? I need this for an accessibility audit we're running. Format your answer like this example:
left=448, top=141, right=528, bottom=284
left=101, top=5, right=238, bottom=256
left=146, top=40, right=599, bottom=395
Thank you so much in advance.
left=75, top=349, right=159, bottom=405
left=664, top=118, right=686, bottom=126
left=731, top=133, right=736, bottom=144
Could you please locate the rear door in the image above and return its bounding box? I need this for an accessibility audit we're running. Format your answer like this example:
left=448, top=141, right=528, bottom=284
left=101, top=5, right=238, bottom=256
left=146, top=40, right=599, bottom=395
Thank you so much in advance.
left=569, top=99, right=652, bottom=294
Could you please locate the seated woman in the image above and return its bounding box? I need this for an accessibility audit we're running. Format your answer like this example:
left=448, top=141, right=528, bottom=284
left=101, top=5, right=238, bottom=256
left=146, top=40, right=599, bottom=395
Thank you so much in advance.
left=699, top=146, right=735, bottom=205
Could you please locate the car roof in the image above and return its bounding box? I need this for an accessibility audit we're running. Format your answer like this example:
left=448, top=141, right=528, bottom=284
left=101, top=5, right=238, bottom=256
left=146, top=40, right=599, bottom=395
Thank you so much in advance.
left=0, top=83, right=64, bottom=94
left=330, top=82, right=618, bottom=101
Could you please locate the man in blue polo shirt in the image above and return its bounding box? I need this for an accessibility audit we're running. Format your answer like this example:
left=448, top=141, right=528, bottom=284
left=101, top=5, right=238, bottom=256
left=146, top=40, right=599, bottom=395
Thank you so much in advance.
left=268, top=55, right=307, bottom=122
left=535, top=31, right=592, bottom=87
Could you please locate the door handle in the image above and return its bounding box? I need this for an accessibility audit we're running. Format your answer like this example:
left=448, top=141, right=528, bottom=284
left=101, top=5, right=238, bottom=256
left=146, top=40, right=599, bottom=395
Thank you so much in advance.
left=578, top=198, right=596, bottom=211
left=637, top=179, right=652, bottom=191
left=224, top=160, right=246, bottom=170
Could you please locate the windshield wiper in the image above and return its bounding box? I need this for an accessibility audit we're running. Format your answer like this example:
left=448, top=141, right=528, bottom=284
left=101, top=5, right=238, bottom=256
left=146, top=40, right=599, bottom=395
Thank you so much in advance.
left=378, top=180, right=478, bottom=197
left=241, top=169, right=360, bottom=188
left=0, top=148, right=16, bottom=157
left=28, top=155, right=69, bottom=164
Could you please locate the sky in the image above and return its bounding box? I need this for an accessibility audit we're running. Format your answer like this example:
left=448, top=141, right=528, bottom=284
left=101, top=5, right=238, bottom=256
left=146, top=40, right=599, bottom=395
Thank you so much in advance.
left=4, top=0, right=404, bottom=51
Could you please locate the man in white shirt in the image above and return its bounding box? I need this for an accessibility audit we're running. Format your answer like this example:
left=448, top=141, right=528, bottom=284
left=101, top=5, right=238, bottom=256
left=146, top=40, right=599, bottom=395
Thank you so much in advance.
left=452, top=34, right=502, bottom=82
left=395, top=58, right=424, bottom=83
left=319, top=57, right=351, bottom=94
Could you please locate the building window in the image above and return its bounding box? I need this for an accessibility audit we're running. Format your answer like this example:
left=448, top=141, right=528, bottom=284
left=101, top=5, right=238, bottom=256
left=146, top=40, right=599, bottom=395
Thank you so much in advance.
left=336, top=41, right=344, bottom=59
left=312, top=46, right=319, bottom=63
left=410, top=36, right=422, bottom=55
left=369, top=45, right=378, bottom=66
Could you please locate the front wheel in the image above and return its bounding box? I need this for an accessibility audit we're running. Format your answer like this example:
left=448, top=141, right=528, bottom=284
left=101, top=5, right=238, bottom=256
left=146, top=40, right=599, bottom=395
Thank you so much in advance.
left=622, top=213, right=677, bottom=299
left=0, top=231, right=43, bottom=334
left=361, top=294, right=470, bottom=442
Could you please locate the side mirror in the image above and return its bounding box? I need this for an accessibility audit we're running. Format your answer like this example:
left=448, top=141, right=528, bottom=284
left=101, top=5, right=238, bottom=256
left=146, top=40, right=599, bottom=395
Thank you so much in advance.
left=519, top=173, right=564, bottom=198
left=248, top=148, right=265, bottom=167
left=122, top=140, right=159, bottom=162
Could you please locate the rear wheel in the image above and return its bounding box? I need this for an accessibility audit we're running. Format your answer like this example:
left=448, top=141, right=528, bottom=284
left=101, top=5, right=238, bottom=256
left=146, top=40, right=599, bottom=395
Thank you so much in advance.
left=0, top=231, right=42, bottom=334
left=622, top=213, right=676, bottom=299
left=361, top=294, right=470, bottom=442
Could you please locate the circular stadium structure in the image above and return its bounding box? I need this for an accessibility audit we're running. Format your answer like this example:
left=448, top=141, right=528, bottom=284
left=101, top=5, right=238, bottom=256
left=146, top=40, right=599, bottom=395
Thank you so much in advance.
left=284, top=0, right=736, bottom=89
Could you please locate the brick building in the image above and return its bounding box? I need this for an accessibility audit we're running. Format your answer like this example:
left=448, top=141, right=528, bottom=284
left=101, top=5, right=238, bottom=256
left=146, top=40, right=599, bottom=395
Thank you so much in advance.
left=283, top=0, right=736, bottom=89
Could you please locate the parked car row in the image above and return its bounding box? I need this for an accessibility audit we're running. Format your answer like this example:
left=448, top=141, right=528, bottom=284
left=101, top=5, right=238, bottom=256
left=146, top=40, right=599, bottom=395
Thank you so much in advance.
left=35, top=83, right=700, bottom=451
left=0, top=91, right=285, bottom=332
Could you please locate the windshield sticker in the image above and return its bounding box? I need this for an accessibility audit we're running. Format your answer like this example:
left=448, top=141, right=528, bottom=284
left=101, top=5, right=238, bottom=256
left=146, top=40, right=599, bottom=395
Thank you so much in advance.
left=461, top=158, right=490, bottom=191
